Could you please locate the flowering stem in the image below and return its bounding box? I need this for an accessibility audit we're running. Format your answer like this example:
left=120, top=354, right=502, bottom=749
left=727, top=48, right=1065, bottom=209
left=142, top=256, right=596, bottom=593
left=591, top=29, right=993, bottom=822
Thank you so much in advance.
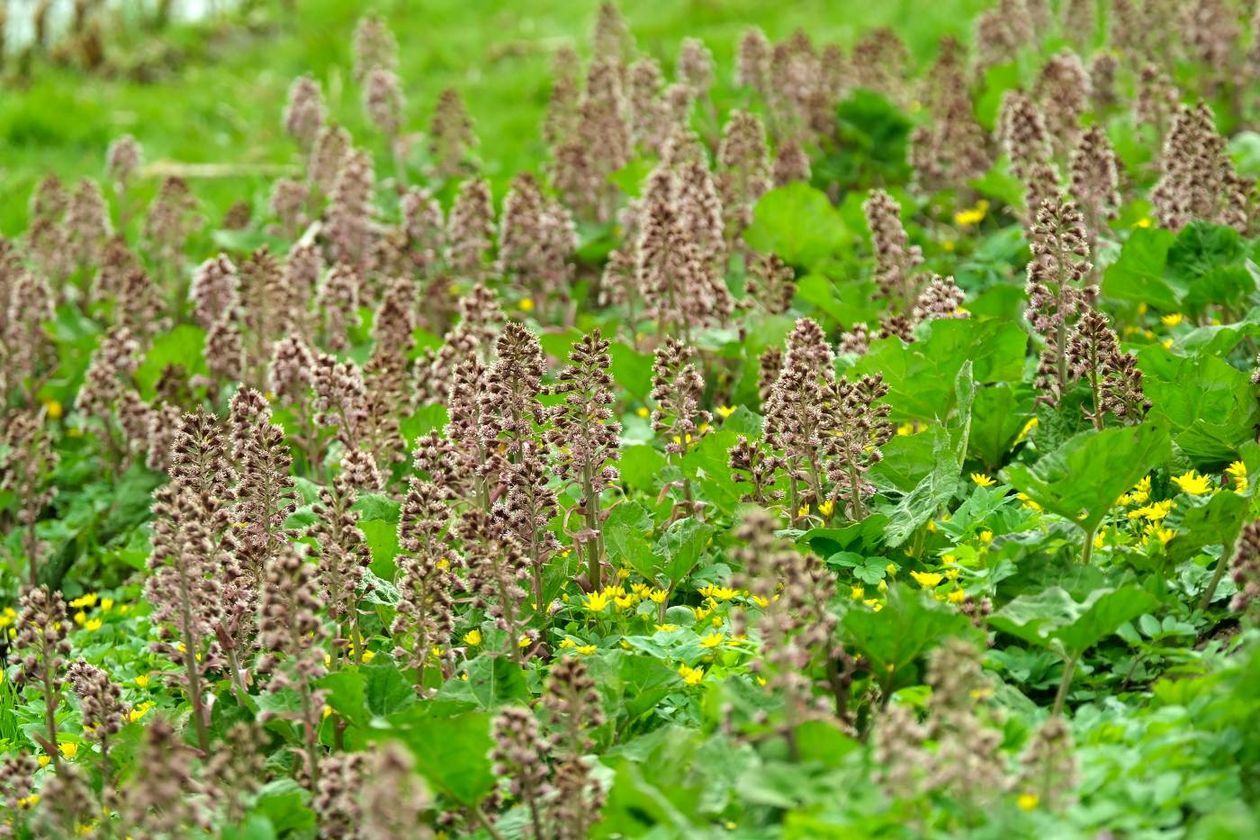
left=1198, top=540, right=1235, bottom=611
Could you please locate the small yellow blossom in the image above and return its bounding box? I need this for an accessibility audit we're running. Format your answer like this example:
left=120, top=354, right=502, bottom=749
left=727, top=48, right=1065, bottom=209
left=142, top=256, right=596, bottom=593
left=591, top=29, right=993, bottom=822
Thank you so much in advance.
left=73, top=611, right=86, bottom=626
left=18, top=793, right=40, bottom=809
left=716, top=405, right=736, bottom=418
left=69, top=593, right=98, bottom=609
left=678, top=664, right=705, bottom=686
left=517, top=297, right=535, bottom=312
left=44, top=399, right=63, bottom=420
left=885, top=563, right=898, bottom=576
left=1160, top=338, right=1174, bottom=349
left=944, top=568, right=960, bottom=581
left=947, top=589, right=967, bottom=604
left=1134, top=217, right=1152, bottom=229
left=700, top=633, right=724, bottom=649
left=797, top=504, right=810, bottom=518
left=322, top=704, right=333, bottom=720
left=518, top=635, right=532, bottom=648
left=970, top=472, right=996, bottom=488
left=1172, top=471, right=1212, bottom=495
left=751, top=594, right=769, bottom=608
left=59, top=742, right=78, bottom=760
left=1128, top=499, right=1174, bottom=521
left=576, top=644, right=598, bottom=655
left=463, top=629, right=482, bottom=647
left=818, top=499, right=835, bottom=517
left=851, top=585, right=865, bottom=599
left=1146, top=525, right=1176, bottom=546
left=84, top=618, right=103, bottom=632
left=979, top=530, right=994, bottom=545
left=1129, top=476, right=1151, bottom=504
left=361, top=650, right=376, bottom=663
left=911, top=571, right=944, bottom=588
left=100, top=598, right=114, bottom=611
left=1094, top=530, right=1107, bottom=549
left=896, top=422, right=915, bottom=436
left=1015, top=416, right=1038, bottom=445
left=953, top=200, right=989, bottom=227
left=863, top=599, right=884, bottom=612
left=1018, top=792, right=1040, bottom=810
left=635, top=406, right=650, bottom=418
left=655, top=623, right=679, bottom=632
left=1226, top=461, right=1248, bottom=492
left=38, top=755, right=50, bottom=768
left=585, top=591, right=611, bottom=612
left=648, top=588, right=668, bottom=604
left=1160, top=312, right=1183, bottom=327
left=941, top=554, right=956, bottom=565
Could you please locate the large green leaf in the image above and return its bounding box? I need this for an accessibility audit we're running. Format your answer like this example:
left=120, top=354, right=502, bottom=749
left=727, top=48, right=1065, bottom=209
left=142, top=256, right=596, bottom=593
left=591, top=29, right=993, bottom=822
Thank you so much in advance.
left=840, top=585, right=977, bottom=689
left=1138, top=345, right=1259, bottom=464
left=652, top=517, right=713, bottom=585
left=989, top=586, right=1159, bottom=658
left=134, top=324, right=208, bottom=398
left=1102, top=227, right=1178, bottom=311
left=744, top=183, right=850, bottom=271
left=604, top=502, right=656, bottom=580
left=1002, top=421, right=1171, bottom=534
left=394, top=711, right=496, bottom=805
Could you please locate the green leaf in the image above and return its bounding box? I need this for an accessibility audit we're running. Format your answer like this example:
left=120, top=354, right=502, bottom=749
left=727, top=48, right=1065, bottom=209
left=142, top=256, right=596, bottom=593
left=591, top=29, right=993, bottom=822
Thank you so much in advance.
left=744, top=183, right=849, bottom=271
left=394, top=711, right=496, bottom=805
left=653, top=517, right=714, bottom=585
left=134, top=325, right=208, bottom=398
left=1002, top=421, right=1171, bottom=534
left=1102, top=227, right=1178, bottom=311
left=794, top=274, right=882, bottom=329
left=619, top=445, right=667, bottom=494
left=968, top=383, right=1036, bottom=469
left=681, top=430, right=742, bottom=515
left=989, top=586, right=1160, bottom=657
left=248, top=779, right=315, bottom=835
left=609, top=341, right=654, bottom=402
left=840, top=585, right=977, bottom=689
left=1138, top=345, right=1259, bottom=463
left=604, top=502, right=655, bottom=580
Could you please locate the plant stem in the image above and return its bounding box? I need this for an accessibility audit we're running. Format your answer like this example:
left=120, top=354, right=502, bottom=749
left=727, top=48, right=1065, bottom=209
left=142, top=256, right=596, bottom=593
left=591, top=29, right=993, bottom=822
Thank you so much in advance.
left=1052, top=655, right=1078, bottom=718
left=1198, top=545, right=1234, bottom=611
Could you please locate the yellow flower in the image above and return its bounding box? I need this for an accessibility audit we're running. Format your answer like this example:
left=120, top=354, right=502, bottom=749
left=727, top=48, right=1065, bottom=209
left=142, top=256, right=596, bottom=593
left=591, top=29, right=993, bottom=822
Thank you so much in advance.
left=700, top=632, right=724, bottom=649
left=942, top=239, right=956, bottom=252
left=970, top=472, right=996, bottom=488
left=751, top=594, right=769, bottom=608
left=517, top=297, right=535, bottom=312
left=614, top=594, right=636, bottom=609
left=1146, top=525, right=1176, bottom=546
left=1172, top=471, right=1212, bottom=495
left=678, top=664, right=705, bottom=686
left=38, top=755, right=50, bottom=768
left=1226, top=461, right=1248, bottom=492
left=708, top=586, right=739, bottom=601
left=885, top=563, right=898, bottom=576
left=944, top=568, right=960, bottom=581
left=979, top=530, right=994, bottom=545
left=1160, top=312, right=1183, bottom=327
left=584, top=591, right=611, bottom=612
left=1016, top=492, right=1042, bottom=512
left=953, top=199, right=989, bottom=227
left=1017, top=792, right=1040, bottom=810
left=59, top=742, right=78, bottom=760
left=648, top=588, right=668, bottom=604
left=863, top=599, right=884, bottom=612
left=1134, top=217, right=1152, bottom=229
left=896, top=422, right=915, bottom=436
left=84, top=618, right=103, bottom=632
left=576, top=644, right=597, bottom=655
left=1129, top=476, right=1151, bottom=504
left=911, top=571, right=944, bottom=588
left=1015, top=416, right=1038, bottom=444
left=947, top=589, right=967, bottom=604
left=463, top=629, right=482, bottom=647
left=1094, top=530, right=1107, bottom=549
left=1128, top=499, right=1174, bottom=521
left=797, top=504, right=810, bottom=518
left=69, top=593, right=98, bottom=609
left=44, top=399, right=63, bottom=420
left=818, top=499, right=835, bottom=517
left=635, top=406, right=650, bottom=418
left=134, top=674, right=151, bottom=689
left=1160, top=338, right=1174, bottom=349
left=716, top=405, right=736, bottom=418
left=851, top=585, right=865, bottom=599
left=361, top=650, right=376, bottom=663
left=941, top=554, right=956, bottom=565
left=322, top=704, right=333, bottom=720
left=655, top=623, right=679, bottom=632
left=518, top=635, right=532, bottom=649
left=73, top=611, right=86, bottom=626
left=100, top=598, right=114, bottom=611
left=17, top=793, right=40, bottom=809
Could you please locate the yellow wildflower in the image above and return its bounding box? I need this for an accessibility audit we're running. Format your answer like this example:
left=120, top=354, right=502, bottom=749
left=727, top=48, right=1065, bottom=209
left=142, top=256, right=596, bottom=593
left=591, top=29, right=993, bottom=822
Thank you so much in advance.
left=953, top=199, right=989, bottom=227
left=851, top=585, right=865, bottom=599
left=73, top=611, right=86, bottom=626
left=818, top=499, right=835, bottom=517
left=635, top=406, right=649, bottom=418
left=947, top=589, right=967, bottom=604
left=1146, top=525, right=1176, bottom=546
left=84, top=618, right=103, bottom=632
left=463, top=629, right=482, bottom=647
left=1134, top=217, right=1152, bottom=229
left=1016, top=492, right=1042, bottom=512
left=576, top=644, right=597, bottom=655
left=59, top=742, right=78, bottom=760
left=911, top=571, right=944, bottom=588
left=863, top=599, right=884, bottom=612
left=970, top=472, right=996, bottom=488
left=584, top=591, right=611, bottom=612
left=322, top=704, right=333, bottom=720
left=44, top=399, right=63, bottom=420
left=979, top=530, right=994, bottom=545
left=1160, top=313, right=1183, bottom=327
left=38, top=755, right=50, bottom=768
left=896, top=422, right=915, bottom=436
left=944, top=568, right=960, bottom=581
left=518, top=635, right=532, bottom=649
left=700, top=633, right=724, bottom=649
left=69, top=593, right=98, bottom=609
left=614, top=594, right=636, bottom=609
left=361, top=650, right=376, bottom=663
left=1015, top=416, right=1038, bottom=444
left=797, top=504, right=810, bottom=518
left=1129, top=476, right=1151, bottom=504
left=648, top=588, right=668, bottom=604
left=716, top=405, right=736, bottom=418
left=751, top=594, right=769, bottom=608
left=655, top=623, right=679, bottom=632
left=1128, top=499, right=1174, bottom=521
left=708, top=586, right=739, bottom=601
left=17, top=793, right=40, bottom=809
left=885, top=563, right=898, bottom=576
left=100, top=598, right=114, bottom=611
left=1018, top=792, right=1040, bottom=810
left=1226, top=461, right=1248, bottom=492
left=1172, top=471, right=1212, bottom=495
left=517, top=297, right=535, bottom=312
left=678, top=664, right=705, bottom=686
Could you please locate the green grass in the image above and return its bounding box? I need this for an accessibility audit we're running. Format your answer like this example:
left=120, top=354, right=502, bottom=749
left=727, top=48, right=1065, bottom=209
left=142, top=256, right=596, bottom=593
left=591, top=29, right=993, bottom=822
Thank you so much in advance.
left=0, top=0, right=988, bottom=234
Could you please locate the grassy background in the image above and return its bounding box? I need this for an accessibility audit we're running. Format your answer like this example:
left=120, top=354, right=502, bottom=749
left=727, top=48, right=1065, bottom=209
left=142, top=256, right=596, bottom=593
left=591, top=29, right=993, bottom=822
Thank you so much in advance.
left=0, top=0, right=988, bottom=234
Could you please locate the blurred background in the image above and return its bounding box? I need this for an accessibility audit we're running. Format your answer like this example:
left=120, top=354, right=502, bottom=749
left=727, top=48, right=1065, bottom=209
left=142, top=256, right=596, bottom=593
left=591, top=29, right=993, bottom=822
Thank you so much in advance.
left=0, top=0, right=989, bottom=233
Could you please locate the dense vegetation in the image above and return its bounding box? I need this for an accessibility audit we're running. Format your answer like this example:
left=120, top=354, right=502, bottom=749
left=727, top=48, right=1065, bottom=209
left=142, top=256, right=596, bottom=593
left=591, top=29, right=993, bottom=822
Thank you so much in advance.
left=2, top=1, right=1260, bottom=837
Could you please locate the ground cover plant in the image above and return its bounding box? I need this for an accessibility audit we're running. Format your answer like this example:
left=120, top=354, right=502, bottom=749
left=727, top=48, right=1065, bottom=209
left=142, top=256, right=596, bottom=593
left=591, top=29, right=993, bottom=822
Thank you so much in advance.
left=2, top=0, right=1260, bottom=837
